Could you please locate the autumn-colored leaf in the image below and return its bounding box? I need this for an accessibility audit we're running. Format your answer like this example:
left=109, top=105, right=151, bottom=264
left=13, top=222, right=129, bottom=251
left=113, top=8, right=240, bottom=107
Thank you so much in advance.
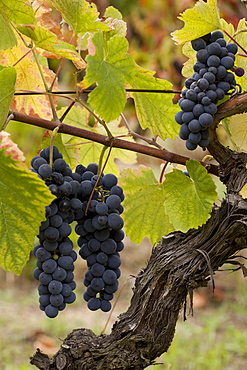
left=0, top=42, right=58, bottom=118
left=0, top=131, right=25, bottom=162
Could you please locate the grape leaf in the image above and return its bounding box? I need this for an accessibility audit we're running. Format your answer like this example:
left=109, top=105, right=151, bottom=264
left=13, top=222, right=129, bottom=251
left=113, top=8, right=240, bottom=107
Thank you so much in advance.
left=0, top=0, right=36, bottom=24
left=0, top=14, right=17, bottom=49
left=239, top=183, right=247, bottom=199
left=0, top=131, right=25, bottom=162
left=80, top=32, right=179, bottom=138
left=226, top=113, right=247, bottom=152
left=0, top=43, right=58, bottom=119
left=128, top=66, right=179, bottom=140
left=51, top=0, right=110, bottom=34
left=0, top=148, right=55, bottom=275
left=54, top=106, right=137, bottom=175
left=233, top=19, right=247, bottom=91
left=0, top=66, right=16, bottom=130
left=171, top=0, right=221, bottom=45
left=120, top=166, right=174, bottom=245
left=163, top=159, right=217, bottom=232
left=80, top=33, right=136, bottom=122
left=104, top=6, right=123, bottom=20
left=16, top=25, right=86, bottom=69
left=181, top=42, right=196, bottom=78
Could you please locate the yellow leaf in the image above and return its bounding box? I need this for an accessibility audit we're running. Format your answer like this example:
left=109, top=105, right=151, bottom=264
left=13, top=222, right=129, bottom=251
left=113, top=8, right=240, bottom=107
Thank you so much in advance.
left=171, top=0, right=221, bottom=45
left=227, top=113, right=247, bottom=152
left=240, top=184, right=247, bottom=199
left=0, top=43, right=58, bottom=118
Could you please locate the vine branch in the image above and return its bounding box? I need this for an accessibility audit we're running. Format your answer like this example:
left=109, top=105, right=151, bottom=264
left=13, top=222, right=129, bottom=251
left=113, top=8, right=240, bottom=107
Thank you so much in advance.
left=10, top=110, right=219, bottom=176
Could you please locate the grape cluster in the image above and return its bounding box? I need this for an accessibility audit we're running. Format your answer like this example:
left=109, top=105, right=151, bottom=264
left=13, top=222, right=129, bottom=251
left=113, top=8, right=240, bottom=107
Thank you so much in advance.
left=175, top=30, right=244, bottom=151
left=32, top=147, right=79, bottom=318
left=31, top=146, right=125, bottom=316
left=74, top=165, right=124, bottom=312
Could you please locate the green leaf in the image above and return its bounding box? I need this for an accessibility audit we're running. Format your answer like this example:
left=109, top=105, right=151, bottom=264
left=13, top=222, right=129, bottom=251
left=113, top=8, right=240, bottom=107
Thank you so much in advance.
left=104, top=6, right=123, bottom=20
left=0, top=14, right=17, bottom=49
left=171, top=0, right=221, bottom=45
left=0, top=66, right=16, bottom=131
left=81, top=33, right=135, bottom=122
left=55, top=106, right=137, bottom=176
left=163, top=159, right=217, bottom=232
left=51, top=0, right=110, bottom=34
left=16, top=25, right=86, bottom=68
left=0, top=0, right=36, bottom=24
left=120, top=166, right=174, bottom=245
left=128, top=66, right=180, bottom=140
left=0, top=148, right=55, bottom=275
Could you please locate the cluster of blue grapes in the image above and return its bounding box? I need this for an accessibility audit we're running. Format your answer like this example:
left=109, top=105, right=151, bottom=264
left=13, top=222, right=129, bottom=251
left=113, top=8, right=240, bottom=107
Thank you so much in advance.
left=32, top=146, right=79, bottom=318
left=175, top=30, right=244, bottom=150
left=31, top=146, right=125, bottom=316
left=74, top=164, right=124, bottom=312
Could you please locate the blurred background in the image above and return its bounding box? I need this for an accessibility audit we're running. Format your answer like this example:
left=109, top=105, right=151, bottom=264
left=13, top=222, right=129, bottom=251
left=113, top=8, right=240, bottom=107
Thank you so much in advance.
left=1, top=0, right=247, bottom=369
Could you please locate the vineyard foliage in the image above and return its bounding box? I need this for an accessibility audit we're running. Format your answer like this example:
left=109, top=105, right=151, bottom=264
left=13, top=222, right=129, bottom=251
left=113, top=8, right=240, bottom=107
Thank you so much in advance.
left=0, top=0, right=247, bottom=274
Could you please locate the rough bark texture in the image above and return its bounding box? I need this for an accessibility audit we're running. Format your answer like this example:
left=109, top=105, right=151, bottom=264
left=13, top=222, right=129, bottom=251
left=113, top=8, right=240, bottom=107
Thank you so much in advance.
left=30, top=93, right=247, bottom=369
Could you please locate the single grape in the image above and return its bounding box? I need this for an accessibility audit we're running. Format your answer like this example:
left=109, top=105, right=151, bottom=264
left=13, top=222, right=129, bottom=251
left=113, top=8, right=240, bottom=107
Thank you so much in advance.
left=210, top=30, right=224, bottom=42
left=103, top=173, right=118, bottom=188
left=188, top=132, right=202, bottom=144
left=48, top=280, right=63, bottom=294
left=234, top=67, right=245, bottom=77
left=103, top=270, right=117, bottom=285
left=193, top=104, right=204, bottom=118
left=52, top=267, right=67, bottom=281
left=58, top=256, right=74, bottom=270
left=220, top=56, right=234, bottom=70
left=206, top=42, right=221, bottom=55
left=186, top=140, right=197, bottom=151
left=199, top=113, right=214, bottom=128
left=88, top=297, right=101, bottom=311
left=226, top=43, right=238, bottom=55
left=107, top=214, right=124, bottom=230
left=188, top=119, right=201, bottom=133
left=50, top=294, right=64, bottom=307
left=207, top=55, right=220, bottom=67
left=91, top=277, right=105, bottom=292
left=107, top=255, right=121, bottom=269
left=175, top=111, right=184, bottom=124
left=42, top=259, right=57, bottom=274
left=91, top=263, right=105, bottom=277
left=64, top=291, right=76, bottom=304
left=180, top=99, right=195, bottom=112
left=53, top=158, right=67, bottom=172
left=45, top=304, right=59, bottom=318
left=101, top=239, right=117, bottom=254
left=191, top=38, right=206, bottom=51
left=101, top=300, right=111, bottom=312
left=44, top=226, right=59, bottom=242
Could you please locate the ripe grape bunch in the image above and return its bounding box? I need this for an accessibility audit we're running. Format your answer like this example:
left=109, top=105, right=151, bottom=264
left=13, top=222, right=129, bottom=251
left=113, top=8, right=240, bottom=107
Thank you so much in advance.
left=32, top=146, right=78, bottom=318
left=175, top=30, right=244, bottom=151
left=31, top=146, right=125, bottom=317
left=74, top=164, right=124, bottom=313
